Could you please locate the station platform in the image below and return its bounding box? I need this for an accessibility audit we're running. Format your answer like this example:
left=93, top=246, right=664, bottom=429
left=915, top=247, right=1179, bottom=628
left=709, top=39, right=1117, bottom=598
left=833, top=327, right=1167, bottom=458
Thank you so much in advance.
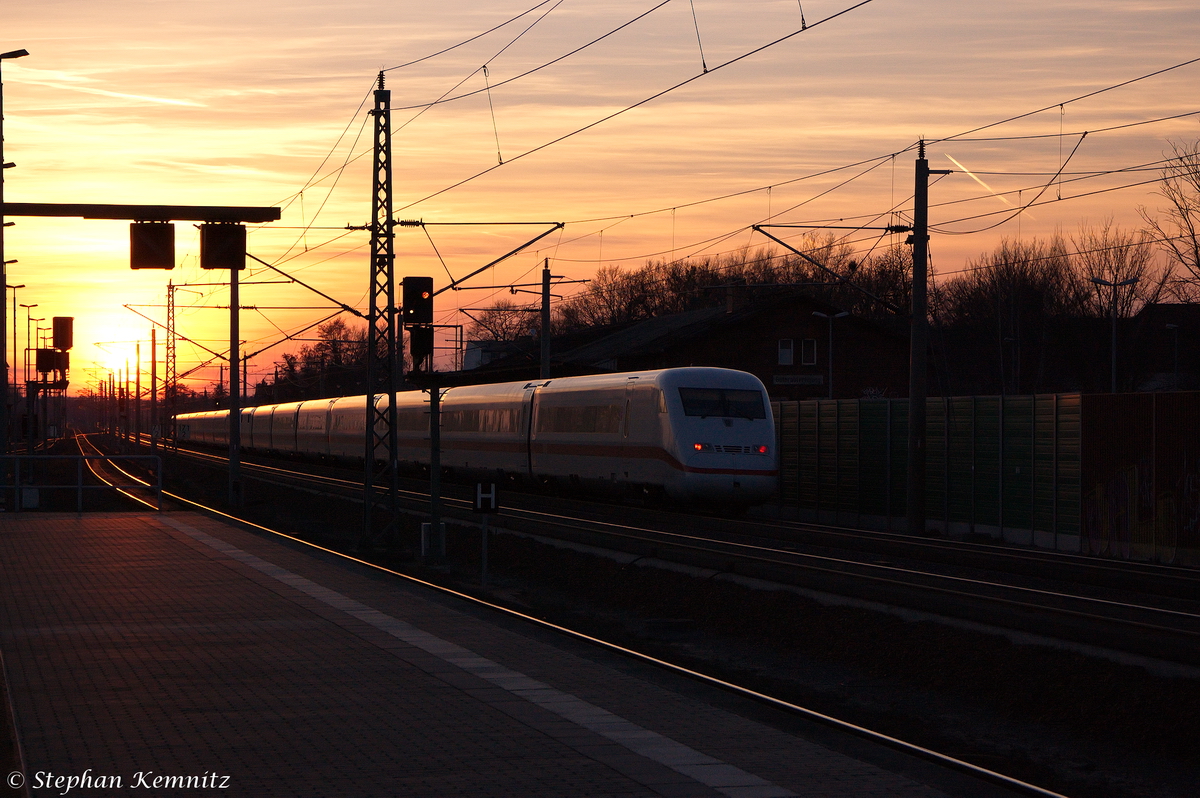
left=0, top=511, right=987, bottom=797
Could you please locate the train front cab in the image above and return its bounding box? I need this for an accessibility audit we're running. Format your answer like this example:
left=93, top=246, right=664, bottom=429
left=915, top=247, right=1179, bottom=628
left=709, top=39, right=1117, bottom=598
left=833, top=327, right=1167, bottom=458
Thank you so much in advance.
left=656, top=368, right=778, bottom=504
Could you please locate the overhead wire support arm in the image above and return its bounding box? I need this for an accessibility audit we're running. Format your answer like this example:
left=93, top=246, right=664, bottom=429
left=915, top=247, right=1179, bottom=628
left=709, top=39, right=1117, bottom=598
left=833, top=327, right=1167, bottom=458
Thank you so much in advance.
left=758, top=224, right=913, bottom=232
left=433, top=222, right=564, bottom=296
left=246, top=252, right=365, bottom=319
left=751, top=225, right=904, bottom=315
left=122, top=305, right=228, bottom=361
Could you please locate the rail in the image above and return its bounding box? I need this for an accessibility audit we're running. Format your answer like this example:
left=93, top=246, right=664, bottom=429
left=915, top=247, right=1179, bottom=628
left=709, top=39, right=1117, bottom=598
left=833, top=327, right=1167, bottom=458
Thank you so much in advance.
left=1, top=455, right=164, bottom=513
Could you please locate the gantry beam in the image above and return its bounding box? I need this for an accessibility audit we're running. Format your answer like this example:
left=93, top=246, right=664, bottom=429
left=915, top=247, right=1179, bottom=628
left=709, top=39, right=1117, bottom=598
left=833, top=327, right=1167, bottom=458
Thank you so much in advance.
left=2, top=202, right=280, bottom=223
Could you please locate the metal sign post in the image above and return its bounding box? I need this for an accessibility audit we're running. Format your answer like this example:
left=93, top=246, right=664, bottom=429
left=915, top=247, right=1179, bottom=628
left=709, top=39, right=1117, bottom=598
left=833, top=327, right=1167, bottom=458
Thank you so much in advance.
left=475, top=482, right=499, bottom=586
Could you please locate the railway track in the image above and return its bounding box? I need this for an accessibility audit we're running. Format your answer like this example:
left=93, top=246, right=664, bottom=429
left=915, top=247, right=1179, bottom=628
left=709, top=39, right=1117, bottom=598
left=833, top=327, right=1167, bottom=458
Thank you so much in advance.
left=93, top=432, right=1200, bottom=670
left=71, top=431, right=1073, bottom=798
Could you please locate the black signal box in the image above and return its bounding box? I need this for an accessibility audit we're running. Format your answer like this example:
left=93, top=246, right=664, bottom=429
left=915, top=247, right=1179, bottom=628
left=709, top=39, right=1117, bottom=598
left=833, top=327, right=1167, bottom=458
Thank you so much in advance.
left=52, top=317, right=74, bottom=351
left=402, top=276, right=434, bottom=326
left=200, top=223, right=247, bottom=270
left=130, top=222, right=175, bottom=269
left=409, top=325, right=434, bottom=369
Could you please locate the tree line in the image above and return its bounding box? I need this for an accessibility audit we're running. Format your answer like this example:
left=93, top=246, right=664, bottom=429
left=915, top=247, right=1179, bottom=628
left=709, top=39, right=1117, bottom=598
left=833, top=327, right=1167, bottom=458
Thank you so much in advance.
left=244, top=137, right=1200, bottom=401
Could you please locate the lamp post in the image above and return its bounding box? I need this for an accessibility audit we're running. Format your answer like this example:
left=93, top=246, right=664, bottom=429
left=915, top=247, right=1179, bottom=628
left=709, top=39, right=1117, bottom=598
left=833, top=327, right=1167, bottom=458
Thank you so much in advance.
left=20, top=304, right=37, bottom=386
left=1090, top=276, right=1138, bottom=393
left=7, top=283, right=23, bottom=408
left=812, top=310, right=849, bottom=399
left=1166, top=323, right=1180, bottom=390
left=1, top=48, right=31, bottom=453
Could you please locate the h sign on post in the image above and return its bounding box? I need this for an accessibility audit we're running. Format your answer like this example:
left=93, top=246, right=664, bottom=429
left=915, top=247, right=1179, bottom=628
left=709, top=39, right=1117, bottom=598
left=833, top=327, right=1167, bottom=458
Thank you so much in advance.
left=474, top=482, right=499, bottom=514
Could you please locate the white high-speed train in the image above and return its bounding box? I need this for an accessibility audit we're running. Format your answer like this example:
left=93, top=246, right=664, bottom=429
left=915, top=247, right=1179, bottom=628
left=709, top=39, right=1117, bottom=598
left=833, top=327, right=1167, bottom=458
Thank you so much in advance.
left=176, top=367, right=778, bottom=504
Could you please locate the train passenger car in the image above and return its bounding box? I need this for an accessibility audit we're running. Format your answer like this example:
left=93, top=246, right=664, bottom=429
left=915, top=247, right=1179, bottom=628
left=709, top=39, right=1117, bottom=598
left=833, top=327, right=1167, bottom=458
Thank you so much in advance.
left=176, top=367, right=778, bottom=505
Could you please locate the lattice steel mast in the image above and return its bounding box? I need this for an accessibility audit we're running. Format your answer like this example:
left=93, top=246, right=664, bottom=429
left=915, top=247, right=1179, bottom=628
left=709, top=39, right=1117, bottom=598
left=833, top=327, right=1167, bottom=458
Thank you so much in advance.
left=362, top=72, right=400, bottom=547
left=165, top=280, right=177, bottom=445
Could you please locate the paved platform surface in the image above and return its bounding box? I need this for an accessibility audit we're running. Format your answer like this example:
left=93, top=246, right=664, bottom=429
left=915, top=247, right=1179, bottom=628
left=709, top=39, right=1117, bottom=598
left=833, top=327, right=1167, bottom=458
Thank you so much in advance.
left=0, top=512, right=992, bottom=797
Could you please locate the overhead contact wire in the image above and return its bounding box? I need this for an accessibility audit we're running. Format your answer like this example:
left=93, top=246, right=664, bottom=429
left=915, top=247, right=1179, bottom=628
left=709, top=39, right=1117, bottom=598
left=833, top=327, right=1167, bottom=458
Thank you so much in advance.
left=397, top=0, right=878, bottom=213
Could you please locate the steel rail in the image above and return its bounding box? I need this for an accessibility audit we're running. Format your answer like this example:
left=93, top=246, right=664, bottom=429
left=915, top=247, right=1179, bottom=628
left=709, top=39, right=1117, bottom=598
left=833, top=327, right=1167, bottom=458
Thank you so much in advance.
left=74, top=433, right=1068, bottom=798
left=168, top=438, right=1200, bottom=594
left=153, top=439, right=1200, bottom=638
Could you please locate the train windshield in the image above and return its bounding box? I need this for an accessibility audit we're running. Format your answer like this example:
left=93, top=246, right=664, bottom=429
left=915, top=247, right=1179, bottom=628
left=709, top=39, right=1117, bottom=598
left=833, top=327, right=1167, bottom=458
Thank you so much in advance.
left=678, top=387, right=766, bottom=419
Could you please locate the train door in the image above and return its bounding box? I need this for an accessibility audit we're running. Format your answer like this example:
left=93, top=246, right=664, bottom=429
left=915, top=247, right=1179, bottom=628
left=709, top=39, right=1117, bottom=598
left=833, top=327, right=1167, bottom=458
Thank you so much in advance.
left=623, top=382, right=634, bottom=440
left=323, top=398, right=336, bottom=456
left=523, top=381, right=548, bottom=478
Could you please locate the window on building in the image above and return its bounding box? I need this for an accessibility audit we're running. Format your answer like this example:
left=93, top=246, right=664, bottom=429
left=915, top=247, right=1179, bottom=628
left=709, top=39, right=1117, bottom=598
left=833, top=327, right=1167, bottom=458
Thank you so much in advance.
left=801, top=338, right=818, bottom=365
left=778, top=338, right=794, bottom=366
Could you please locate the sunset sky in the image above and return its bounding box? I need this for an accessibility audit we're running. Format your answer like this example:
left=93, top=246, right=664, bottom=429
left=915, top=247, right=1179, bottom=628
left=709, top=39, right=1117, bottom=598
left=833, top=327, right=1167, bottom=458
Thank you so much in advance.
left=4, top=0, right=1199, bottom=395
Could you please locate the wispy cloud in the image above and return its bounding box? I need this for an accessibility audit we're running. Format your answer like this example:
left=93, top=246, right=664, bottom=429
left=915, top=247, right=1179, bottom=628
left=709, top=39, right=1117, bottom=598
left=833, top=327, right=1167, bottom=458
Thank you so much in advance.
left=6, top=64, right=205, bottom=107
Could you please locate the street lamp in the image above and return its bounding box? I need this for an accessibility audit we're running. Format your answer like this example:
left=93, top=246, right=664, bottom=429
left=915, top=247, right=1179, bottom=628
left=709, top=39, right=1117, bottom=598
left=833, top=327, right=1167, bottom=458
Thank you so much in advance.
left=20, top=305, right=37, bottom=385
left=6, top=282, right=23, bottom=406
left=1, top=48, right=31, bottom=453
left=1090, top=276, right=1138, bottom=393
left=812, top=310, right=850, bottom=399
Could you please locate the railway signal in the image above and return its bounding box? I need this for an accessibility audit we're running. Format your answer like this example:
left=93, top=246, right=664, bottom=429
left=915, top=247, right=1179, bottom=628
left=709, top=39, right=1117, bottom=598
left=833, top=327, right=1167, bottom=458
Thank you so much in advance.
left=402, top=276, right=435, bottom=372
left=408, top=325, right=434, bottom=370
left=402, top=276, right=433, bottom=325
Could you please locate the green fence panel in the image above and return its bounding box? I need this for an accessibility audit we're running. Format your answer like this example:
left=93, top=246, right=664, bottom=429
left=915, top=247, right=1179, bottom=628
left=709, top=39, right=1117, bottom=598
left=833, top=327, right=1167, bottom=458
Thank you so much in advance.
left=773, top=392, right=1090, bottom=548
left=837, top=400, right=860, bottom=516
left=1002, top=396, right=1035, bottom=531
left=798, top=401, right=818, bottom=510
left=1032, top=395, right=1057, bottom=536
left=889, top=399, right=909, bottom=518
left=1055, top=394, right=1082, bottom=539
left=858, top=401, right=890, bottom=517
left=946, top=397, right=976, bottom=526
left=972, top=397, right=1001, bottom=528
left=926, top=398, right=948, bottom=522
left=774, top=401, right=800, bottom=506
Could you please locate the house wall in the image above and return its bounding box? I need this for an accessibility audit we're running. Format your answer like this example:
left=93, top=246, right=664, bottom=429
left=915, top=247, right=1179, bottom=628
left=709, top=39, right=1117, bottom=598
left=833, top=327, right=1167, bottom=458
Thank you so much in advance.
left=627, top=303, right=910, bottom=401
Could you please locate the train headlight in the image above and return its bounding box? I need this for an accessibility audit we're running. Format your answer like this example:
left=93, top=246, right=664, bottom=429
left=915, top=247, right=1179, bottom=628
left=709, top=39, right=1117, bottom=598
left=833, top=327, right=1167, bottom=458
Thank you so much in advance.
left=754, top=445, right=769, bottom=455
left=693, top=442, right=712, bottom=452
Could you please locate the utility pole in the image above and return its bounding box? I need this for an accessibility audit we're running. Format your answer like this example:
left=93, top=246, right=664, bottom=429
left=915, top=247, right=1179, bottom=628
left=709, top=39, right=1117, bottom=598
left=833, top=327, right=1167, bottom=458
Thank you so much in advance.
left=907, top=141, right=951, bottom=537
left=0, top=49, right=30, bottom=455
left=541, top=259, right=552, bottom=379
left=135, top=341, right=141, bottom=443
left=166, top=280, right=177, bottom=446
left=228, top=262, right=241, bottom=507
left=361, top=72, right=400, bottom=549
left=150, top=328, right=157, bottom=451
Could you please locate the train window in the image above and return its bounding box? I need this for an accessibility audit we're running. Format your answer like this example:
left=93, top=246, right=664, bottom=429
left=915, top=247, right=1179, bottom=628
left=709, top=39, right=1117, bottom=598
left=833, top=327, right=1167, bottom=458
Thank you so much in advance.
left=537, top=404, right=623, bottom=434
left=442, top=408, right=516, bottom=433
left=678, top=388, right=767, bottom=420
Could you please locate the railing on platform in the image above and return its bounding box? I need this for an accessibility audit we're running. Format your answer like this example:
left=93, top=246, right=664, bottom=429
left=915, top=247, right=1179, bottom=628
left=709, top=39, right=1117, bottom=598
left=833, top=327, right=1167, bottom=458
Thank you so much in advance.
left=0, top=455, right=164, bottom=513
